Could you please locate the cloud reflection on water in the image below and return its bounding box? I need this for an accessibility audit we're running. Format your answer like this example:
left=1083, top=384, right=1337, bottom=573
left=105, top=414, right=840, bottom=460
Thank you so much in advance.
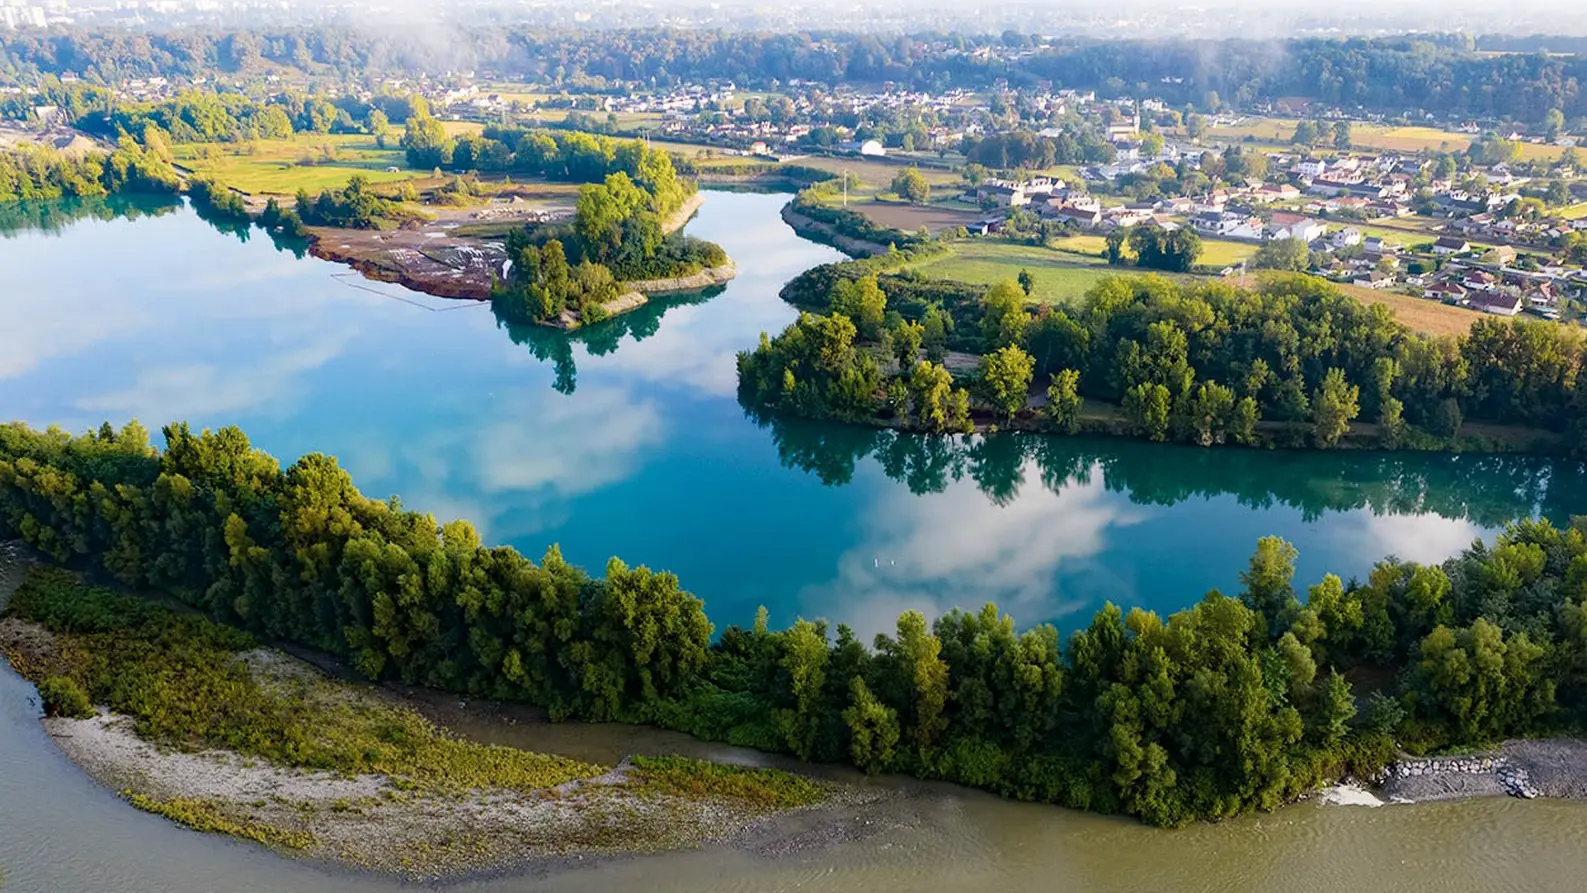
left=797, top=459, right=1146, bottom=639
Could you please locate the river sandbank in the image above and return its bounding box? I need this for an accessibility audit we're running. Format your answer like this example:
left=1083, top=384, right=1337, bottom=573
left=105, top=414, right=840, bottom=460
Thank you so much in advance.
left=0, top=547, right=889, bottom=882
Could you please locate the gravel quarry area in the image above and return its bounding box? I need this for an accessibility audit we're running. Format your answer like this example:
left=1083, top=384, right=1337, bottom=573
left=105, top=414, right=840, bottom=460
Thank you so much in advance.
left=1376, top=740, right=1587, bottom=804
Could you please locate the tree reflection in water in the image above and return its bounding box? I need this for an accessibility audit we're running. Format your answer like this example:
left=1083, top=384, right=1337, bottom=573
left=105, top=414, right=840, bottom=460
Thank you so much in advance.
left=493, top=285, right=725, bottom=394
left=746, top=406, right=1587, bottom=528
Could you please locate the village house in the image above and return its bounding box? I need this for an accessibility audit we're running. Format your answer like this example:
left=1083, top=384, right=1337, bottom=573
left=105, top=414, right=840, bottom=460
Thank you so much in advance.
left=1466, top=290, right=1524, bottom=316
left=1267, top=213, right=1327, bottom=243
left=1191, top=210, right=1261, bottom=239
left=1253, top=183, right=1302, bottom=203
left=1330, top=227, right=1363, bottom=250
left=1433, top=236, right=1472, bottom=255
left=1353, top=270, right=1397, bottom=289
left=1047, top=205, right=1103, bottom=228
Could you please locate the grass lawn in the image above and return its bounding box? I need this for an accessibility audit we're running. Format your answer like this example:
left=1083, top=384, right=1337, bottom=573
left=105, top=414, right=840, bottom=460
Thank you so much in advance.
left=174, top=133, right=413, bottom=195
left=439, top=120, right=486, bottom=138
left=1199, top=239, right=1260, bottom=267
left=1049, top=234, right=1256, bottom=268
left=905, top=240, right=1126, bottom=306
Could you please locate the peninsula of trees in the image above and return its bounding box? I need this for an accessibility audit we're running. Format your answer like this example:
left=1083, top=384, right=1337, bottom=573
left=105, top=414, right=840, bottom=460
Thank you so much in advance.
left=4, top=420, right=1587, bottom=827
left=741, top=268, right=1586, bottom=454
left=489, top=133, right=728, bottom=327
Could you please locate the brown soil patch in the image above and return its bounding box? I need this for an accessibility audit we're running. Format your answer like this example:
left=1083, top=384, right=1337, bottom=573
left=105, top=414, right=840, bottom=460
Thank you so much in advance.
left=853, top=201, right=983, bottom=234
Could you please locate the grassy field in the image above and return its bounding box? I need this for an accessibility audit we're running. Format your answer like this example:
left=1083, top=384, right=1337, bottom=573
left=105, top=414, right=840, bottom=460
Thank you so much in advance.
left=1048, top=234, right=1258, bottom=267
left=1199, top=239, right=1260, bottom=267
left=1333, top=283, right=1487, bottom=336
left=1196, top=118, right=1565, bottom=162
left=439, top=120, right=486, bottom=138
left=905, top=240, right=1123, bottom=305
left=790, top=155, right=960, bottom=189
left=173, top=133, right=413, bottom=195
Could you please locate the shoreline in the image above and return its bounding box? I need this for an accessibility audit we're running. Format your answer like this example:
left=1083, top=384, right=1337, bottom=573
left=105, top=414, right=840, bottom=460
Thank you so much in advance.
left=299, top=191, right=729, bottom=308
left=9, top=540, right=1587, bottom=882
left=537, top=260, right=737, bottom=331
left=1372, top=740, right=1587, bottom=804
left=779, top=203, right=892, bottom=257
left=0, top=544, right=891, bottom=883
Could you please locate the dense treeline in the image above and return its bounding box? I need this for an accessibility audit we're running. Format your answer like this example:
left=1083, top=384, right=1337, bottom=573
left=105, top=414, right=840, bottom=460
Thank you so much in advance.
left=743, top=270, right=1587, bottom=454
left=961, top=128, right=1118, bottom=169
left=186, top=175, right=248, bottom=222
left=4, top=28, right=1586, bottom=123
left=0, top=140, right=180, bottom=202
left=6, top=421, right=1587, bottom=825
left=291, top=174, right=406, bottom=230
left=490, top=135, right=724, bottom=325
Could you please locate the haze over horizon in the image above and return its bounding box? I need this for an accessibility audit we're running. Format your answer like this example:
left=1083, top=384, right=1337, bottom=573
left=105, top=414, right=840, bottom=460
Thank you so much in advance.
left=26, top=0, right=1587, bottom=39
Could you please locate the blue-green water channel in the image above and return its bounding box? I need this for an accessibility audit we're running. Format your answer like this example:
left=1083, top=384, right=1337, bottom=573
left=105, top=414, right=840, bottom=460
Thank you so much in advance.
left=2, top=190, right=1582, bottom=637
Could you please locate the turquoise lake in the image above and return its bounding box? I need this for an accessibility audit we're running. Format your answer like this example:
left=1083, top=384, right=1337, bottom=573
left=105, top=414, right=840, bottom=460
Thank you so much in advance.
left=2, top=190, right=1582, bottom=637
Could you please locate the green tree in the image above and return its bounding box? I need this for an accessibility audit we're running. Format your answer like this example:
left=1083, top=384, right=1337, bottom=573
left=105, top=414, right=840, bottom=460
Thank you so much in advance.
left=1123, top=382, right=1171, bottom=441
left=843, top=676, right=900, bottom=775
left=891, top=318, right=925, bottom=370
left=1411, top=618, right=1554, bottom=743
left=1544, top=108, right=1567, bottom=142
left=884, top=611, right=950, bottom=751
left=1252, top=238, right=1309, bottom=272
left=1017, top=268, right=1035, bottom=296
left=401, top=114, right=452, bottom=168
left=891, top=167, right=930, bottom=203
left=980, top=345, right=1036, bottom=420
left=777, top=619, right=830, bottom=760
left=908, top=361, right=972, bottom=433
left=981, top=279, right=1030, bottom=350
left=1311, top=367, right=1360, bottom=448
left=1046, top=369, right=1084, bottom=433
left=1241, top=536, right=1299, bottom=632
left=830, top=274, right=888, bottom=341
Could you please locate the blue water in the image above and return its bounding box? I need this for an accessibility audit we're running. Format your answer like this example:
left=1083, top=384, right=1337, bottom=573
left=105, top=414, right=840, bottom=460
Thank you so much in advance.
left=1, top=191, right=1579, bottom=637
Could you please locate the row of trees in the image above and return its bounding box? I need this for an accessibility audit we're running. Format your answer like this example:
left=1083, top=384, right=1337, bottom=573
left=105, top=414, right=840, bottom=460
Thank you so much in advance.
left=741, top=268, right=1587, bottom=454
left=7, top=28, right=1586, bottom=122
left=0, top=139, right=179, bottom=203
left=5, top=421, right=1587, bottom=826
left=290, top=174, right=405, bottom=229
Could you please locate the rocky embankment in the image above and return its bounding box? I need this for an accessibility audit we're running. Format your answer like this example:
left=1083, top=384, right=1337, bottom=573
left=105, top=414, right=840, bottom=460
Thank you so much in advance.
left=778, top=204, right=888, bottom=258
left=1371, top=740, right=1587, bottom=803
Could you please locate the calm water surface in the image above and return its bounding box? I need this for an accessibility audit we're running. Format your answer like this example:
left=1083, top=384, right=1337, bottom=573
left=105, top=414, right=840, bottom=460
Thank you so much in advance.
left=2, top=191, right=1580, bottom=637
left=4, top=191, right=1587, bottom=893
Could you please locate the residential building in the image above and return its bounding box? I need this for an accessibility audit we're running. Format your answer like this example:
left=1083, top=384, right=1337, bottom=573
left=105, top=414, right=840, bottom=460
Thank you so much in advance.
left=1466, top=290, right=1523, bottom=316
left=1330, top=227, right=1363, bottom=250
left=1267, top=213, right=1326, bottom=243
